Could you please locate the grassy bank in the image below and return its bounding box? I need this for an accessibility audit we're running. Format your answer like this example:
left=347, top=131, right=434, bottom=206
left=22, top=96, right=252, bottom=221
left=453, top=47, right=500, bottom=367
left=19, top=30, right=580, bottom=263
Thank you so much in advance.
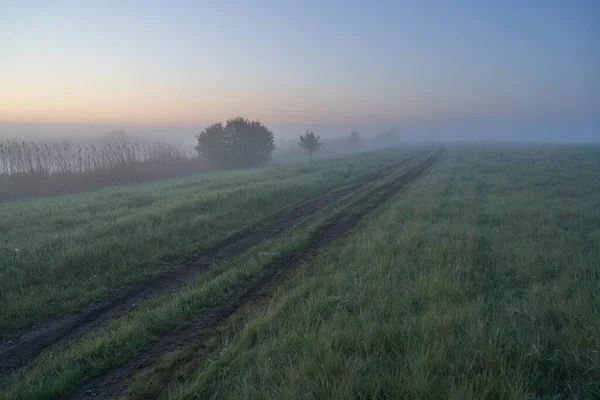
left=0, top=151, right=429, bottom=399
left=2, top=144, right=599, bottom=399
left=0, top=148, right=414, bottom=336
left=152, top=145, right=599, bottom=399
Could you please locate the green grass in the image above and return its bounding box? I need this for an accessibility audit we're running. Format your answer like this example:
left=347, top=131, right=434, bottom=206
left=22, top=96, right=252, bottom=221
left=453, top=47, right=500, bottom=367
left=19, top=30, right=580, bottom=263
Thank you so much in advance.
left=0, top=148, right=414, bottom=336
left=0, top=151, right=426, bottom=399
left=2, top=144, right=599, bottom=399
left=133, top=145, right=598, bottom=400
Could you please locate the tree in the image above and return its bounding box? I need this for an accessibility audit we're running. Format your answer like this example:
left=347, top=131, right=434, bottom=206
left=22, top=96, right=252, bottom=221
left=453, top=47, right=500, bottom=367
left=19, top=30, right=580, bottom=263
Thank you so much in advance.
left=195, top=117, right=275, bottom=168
left=374, top=126, right=400, bottom=148
left=195, top=122, right=227, bottom=168
left=298, top=130, right=322, bottom=161
left=347, top=131, right=362, bottom=150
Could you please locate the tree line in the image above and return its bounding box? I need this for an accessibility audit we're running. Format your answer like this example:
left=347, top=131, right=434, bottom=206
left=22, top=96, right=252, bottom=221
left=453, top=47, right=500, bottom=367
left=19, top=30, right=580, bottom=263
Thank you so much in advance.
left=195, top=117, right=326, bottom=168
left=1, top=117, right=363, bottom=200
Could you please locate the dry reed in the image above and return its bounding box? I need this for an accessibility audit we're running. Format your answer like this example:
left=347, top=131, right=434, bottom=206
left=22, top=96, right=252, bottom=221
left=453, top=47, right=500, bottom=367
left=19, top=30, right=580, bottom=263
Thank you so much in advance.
left=0, top=139, right=208, bottom=200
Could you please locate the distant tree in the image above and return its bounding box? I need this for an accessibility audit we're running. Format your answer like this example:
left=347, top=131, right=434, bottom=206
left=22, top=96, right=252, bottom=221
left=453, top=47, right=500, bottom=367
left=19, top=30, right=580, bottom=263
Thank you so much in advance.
left=195, top=117, right=275, bottom=168
left=347, top=131, right=362, bottom=149
left=374, top=126, right=400, bottom=148
left=298, top=130, right=322, bottom=161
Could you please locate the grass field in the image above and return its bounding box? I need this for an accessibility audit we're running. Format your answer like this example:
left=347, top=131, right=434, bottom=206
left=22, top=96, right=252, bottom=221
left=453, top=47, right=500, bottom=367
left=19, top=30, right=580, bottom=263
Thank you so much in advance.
left=1, top=144, right=599, bottom=399
left=0, top=148, right=416, bottom=336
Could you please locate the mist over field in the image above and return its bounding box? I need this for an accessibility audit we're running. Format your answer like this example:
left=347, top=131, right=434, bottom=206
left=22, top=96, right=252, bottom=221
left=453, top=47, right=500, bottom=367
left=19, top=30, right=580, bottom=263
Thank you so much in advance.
left=2, top=1, right=599, bottom=149
left=1, top=1, right=600, bottom=399
left=2, top=114, right=599, bottom=145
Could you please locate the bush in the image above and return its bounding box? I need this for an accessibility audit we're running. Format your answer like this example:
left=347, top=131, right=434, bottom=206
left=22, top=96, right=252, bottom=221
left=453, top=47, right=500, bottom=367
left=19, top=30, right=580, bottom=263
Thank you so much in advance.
left=195, top=117, right=275, bottom=169
left=298, top=130, right=322, bottom=161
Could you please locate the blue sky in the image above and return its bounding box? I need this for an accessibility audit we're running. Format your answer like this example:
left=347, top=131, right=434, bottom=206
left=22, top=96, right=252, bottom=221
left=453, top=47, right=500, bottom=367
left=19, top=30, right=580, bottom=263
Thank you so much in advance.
left=0, top=0, right=598, bottom=140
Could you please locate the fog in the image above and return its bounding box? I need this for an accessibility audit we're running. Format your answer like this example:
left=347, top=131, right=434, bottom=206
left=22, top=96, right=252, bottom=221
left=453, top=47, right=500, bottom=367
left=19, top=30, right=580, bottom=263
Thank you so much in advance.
left=3, top=2, right=599, bottom=148
left=2, top=114, right=598, bottom=146
left=2, top=113, right=598, bottom=205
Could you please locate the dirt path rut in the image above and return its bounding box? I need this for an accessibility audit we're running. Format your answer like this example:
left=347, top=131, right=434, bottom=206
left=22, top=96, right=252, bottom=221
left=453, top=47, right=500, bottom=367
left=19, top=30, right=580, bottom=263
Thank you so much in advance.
left=0, top=155, right=419, bottom=379
left=71, top=148, right=443, bottom=399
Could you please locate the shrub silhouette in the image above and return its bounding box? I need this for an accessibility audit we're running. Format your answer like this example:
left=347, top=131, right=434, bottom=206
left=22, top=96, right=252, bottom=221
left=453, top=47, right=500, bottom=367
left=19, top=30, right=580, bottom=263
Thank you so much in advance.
left=347, top=131, right=362, bottom=150
left=298, top=130, right=322, bottom=161
left=195, top=117, right=275, bottom=168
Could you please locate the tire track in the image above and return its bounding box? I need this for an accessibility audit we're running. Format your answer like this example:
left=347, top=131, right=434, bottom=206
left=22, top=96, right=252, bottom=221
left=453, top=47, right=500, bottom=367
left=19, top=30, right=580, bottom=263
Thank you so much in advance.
left=71, top=148, right=443, bottom=399
left=0, top=154, right=420, bottom=380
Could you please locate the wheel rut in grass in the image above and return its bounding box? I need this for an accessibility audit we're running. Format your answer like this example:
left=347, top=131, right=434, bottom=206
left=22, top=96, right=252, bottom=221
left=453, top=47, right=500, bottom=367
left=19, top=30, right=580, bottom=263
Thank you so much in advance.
left=71, top=148, right=443, bottom=399
left=0, top=155, right=419, bottom=379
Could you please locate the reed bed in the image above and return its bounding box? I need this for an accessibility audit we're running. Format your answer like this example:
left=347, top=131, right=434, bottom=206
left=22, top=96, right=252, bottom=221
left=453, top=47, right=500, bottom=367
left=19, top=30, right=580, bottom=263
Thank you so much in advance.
left=0, top=139, right=207, bottom=200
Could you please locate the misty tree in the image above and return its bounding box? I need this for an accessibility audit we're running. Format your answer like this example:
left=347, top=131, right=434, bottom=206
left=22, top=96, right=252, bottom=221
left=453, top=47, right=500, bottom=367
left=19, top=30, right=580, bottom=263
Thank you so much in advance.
left=298, top=130, right=322, bottom=161
left=195, top=122, right=227, bottom=167
left=374, top=126, right=400, bottom=147
left=195, top=117, right=275, bottom=168
left=347, top=131, right=362, bottom=149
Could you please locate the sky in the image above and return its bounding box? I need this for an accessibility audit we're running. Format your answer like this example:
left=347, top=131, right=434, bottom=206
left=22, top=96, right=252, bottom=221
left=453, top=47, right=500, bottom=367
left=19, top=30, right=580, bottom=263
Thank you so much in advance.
left=0, top=0, right=599, bottom=142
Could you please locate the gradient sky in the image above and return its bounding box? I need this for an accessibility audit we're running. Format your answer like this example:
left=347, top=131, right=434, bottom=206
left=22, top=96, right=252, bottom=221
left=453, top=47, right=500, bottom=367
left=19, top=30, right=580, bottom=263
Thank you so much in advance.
left=1, top=0, right=599, bottom=139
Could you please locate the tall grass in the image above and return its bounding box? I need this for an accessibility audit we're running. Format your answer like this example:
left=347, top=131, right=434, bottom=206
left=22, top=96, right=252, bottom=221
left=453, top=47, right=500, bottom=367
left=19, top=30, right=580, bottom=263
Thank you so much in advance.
left=0, top=147, right=413, bottom=336
left=167, top=145, right=600, bottom=399
left=0, top=139, right=204, bottom=200
left=2, top=145, right=599, bottom=399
